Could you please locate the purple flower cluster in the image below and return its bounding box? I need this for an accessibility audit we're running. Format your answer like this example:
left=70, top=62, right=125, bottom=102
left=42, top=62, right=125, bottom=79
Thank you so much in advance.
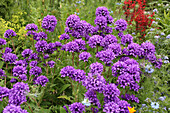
left=2, top=53, right=18, bottom=64
left=4, top=29, right=17, bottom=38
left=25, top=23, right=38, bottom=31
left=101, top=34, right=118, bottom=49
left=29, top=53, right=38, bottom=60
left=0, top=69, right=5, bottom=77
left=103, top=83, right=120, bottom=103
left=4, top=47, right=12, bottom=54
left=89, top=62, right=103, bottom=75
left=95, top=16, right=107, bottom=28
left=29, top=61, right=38, bottom=67
left=0, top=38, right=6, bottom=46
left=79, top=52, right=91, bottom=62
left=13, top=66, right=27, bottom=81
left=3, top=104, right=28, bottom=113
left=0, top=86, right=9, bottom=101
left=96, top=7, right=110, bottom=17
left=35, top=40, right=48, bottom=52
left=118, top=32, right=124, bottom=38
left=85, top=89, right=101, bottom=108
left=59, top=33, right=70, bottom=40
left=35, top=32, right=48, bottom=41
left=114, top=19, right=128, bottom=32
left=108, top=43, right=122, bottom=57
left=60, top=66, right=86, bottom=82
left=74, top=39, right=86, bottom=50
left=64, top=41, right=79, bottom=52
left=96, top=49, right=115, bottom=65
left=66, top=14, right=80, bottom=28
left=69, top=102, right=85, bottom=113
left=87, top=35, right=103, bottom=48
left=22, top=49, right=33, bottom=58
left=121, top=34, right=133, bottom=46
left=34, top=75, right=49, bottom=87
left=42, top=15, right=57, bottom=32
left=82, top=73, right=106, bottom=93
left=29, top=66, right=42, bottom=76
left=121, top=94, right=139, bottom=103
left=48, top=60, right=55, bottom=68
left=15, top=60, right=28, bottom=67
left=112, top=58, right=140, bottom=91
left=8, top=82, right=30, bottom=105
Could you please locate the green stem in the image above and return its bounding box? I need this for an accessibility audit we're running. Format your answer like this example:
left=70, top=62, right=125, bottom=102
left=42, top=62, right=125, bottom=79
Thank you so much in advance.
left=72, top=52, right=74, bottom=66
left=10, top=37, right=16, bottom=54
left=38, top=87, right=46, bottom=105
left=24, top=102, right=33, bottom=113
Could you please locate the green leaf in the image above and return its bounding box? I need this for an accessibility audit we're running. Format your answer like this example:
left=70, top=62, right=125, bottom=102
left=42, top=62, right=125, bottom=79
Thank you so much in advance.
left=0, top=61, right=4, bottom=69
left=58, top=84, right=71, bottom=95
left=57, top=95, right=71, bottom=102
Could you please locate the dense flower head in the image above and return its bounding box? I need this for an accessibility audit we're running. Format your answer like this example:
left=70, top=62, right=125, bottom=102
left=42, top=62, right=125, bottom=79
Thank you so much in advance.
left=114, top=19, right=128, bottom=32
left=29, top=61, right=38, bottom=67
left=103, top=83, right=120, bottom=103
left=65, top=41, right=79, bottom=52
left=29, top=53, right=38, bottom=60
left=0, top=38, right=6, bottom=45
left=87, top=35, right=103, bottom=48
left=13, top=66, right=27, bottom=81
left=25, top=23, right=38, bottom=31
left=73, top=69, right=86, bottom=82
left=54, top=41, right=62, bottom=47
left=141, top=41, right=156, bottom=56
left=89, top=62, right=103, bottom=75
left=34, top=75, right=49, bottom=87
left=60, top=66, right=75, bottom=78
left=103, top=26, right=113, bottom=34
left=0, top=69, right=5, bottom=77
left=153, top=58, right=162, bottom=69
left=44, top=54, right=49, bottom=59
left=121, top=34, right=133, bottom=46
left=35, top=40, right=48, bottom=52
left=69, top=102, right=85, bottom=113
left=85, top=89, right=101, bottom=108
left=4, top=47, right=12, bottom=54
left=9, top=82, right=29, bottom=105
left=66, top=14, right=80, bottom=28
left=74, top=39, right=86, bottom=51
left=96, top=7, right=110, bottom=17
left=29, top=66, right=42, bottom=76
left=117, top=73, right=134, bottom=88
left=82, top=73, right=106, bottom=93
left=26, top=30, right=37, bottom=37
left=96, top=49, right=115, bottom=65
left=22, top=49, right=33, bottom=58
left=112, top=61, right=127, bottom=77
left=42, top=15, right=57, bottom=32
left=106, top=15, right=114, bottom=24
left=79, top=51, right=92, bottom=62
left=15, top=60, right=27, bottom=67
left=3, top=104, right=28, bottom=113
left=36, top=32, right=48, bottom=41
left=118, top=100, right=131, bottom=112
left=0, top=86, right=9, bottom=101
left=118, top=32, right=124, bottom=38
left=48, top=60, right=55, bottom=68
left=45, top=43, right=56, bottom=54
left=103, top=102, right=120, bottom=113
left=2, top=53, right=18, bottom=64
left=4, top=29, right=17, bottom=38
left=101, top=34, right=118, bottom=49
left=108, top=43, right=122, bottom=56
left=95, top=16, right=107, bottom=28
left=59, top=33, right=70, bottom=40
left=125, top=43, right=144, bottom=57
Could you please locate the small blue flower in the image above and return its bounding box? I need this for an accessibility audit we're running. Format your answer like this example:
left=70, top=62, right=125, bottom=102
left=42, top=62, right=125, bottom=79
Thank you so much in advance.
left=76, top=1, right=81, bottom=4
left=153, top=9, right=158, bottom=13
left=145, top=98, right=152, bottom=102
left=152, top=21, right=158, bottom=24
left=164, top=60, right=169, bottom=63
left=148, top=68, right=154, bottom=73
left=159, top=96, right=166, bottom=101
left=156, top=18, right=160, bottom=20
left=166, top=34, right=170, bottom=39
left=154, top=36, right=160, bottom=39
left=164, top=56, right=169, bottom=60
left=142, top=104, right=147, bottom=107
left=82, top=98, right=91, bottom=107
left=151, top=102, right=159, bottom=109
left=116, top=3, right=122, bottom=5
left=150, top=28, right=155, bottom=31
left=132, top=32, right=136, bottom=35
left=161, top=32, right=165, bottom=36
left=110, top=11, right=113, bottom=13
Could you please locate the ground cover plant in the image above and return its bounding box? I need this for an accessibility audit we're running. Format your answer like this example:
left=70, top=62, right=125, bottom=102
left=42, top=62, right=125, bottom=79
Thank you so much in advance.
left=0, top=0, right=169, bottom=113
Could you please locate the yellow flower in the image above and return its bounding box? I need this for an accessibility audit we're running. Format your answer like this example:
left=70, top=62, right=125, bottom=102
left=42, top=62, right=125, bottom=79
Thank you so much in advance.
left=128, top=107, right=136, bottom=113
left=58, top=35, right=61, bottom=39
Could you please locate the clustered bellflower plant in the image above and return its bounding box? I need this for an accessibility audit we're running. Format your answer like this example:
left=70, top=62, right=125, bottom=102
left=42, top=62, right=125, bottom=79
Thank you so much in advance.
left=0, top=5, right=164, bottom=113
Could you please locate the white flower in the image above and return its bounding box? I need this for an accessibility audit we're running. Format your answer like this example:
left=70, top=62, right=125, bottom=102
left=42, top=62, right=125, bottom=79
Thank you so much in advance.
left=82, top=98, right=91, bottom=106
